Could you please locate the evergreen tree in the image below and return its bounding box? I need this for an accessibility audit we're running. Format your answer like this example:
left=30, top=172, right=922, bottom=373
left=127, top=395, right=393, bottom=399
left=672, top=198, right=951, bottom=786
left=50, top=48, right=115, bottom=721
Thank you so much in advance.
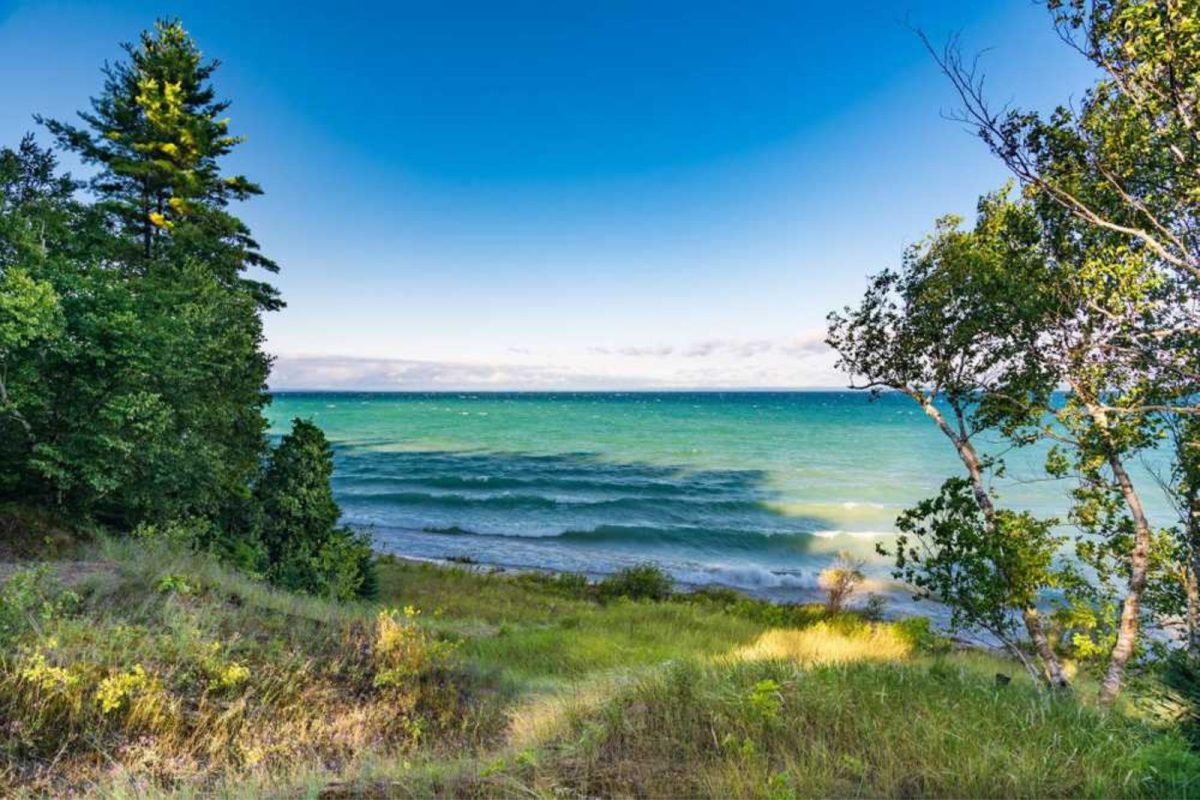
left=25, top=20, right=278, bottom=528
left=256, top=419, right=376, bottom=600
left=40, top=18, right=281, bottom=310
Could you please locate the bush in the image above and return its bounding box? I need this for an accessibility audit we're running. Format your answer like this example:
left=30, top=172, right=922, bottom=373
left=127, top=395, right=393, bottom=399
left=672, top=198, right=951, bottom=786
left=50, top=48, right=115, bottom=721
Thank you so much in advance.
left=0, top=567, right=79, bottom=648
left=314, top=526, right=378, bottom=600
left=596, top=564, right=674, bottom=602
left=892, top=616, right=952, bottom=654
left=255, top=419, right=376, bottom=600
left=512, top=569, right=591, bottom=599
left=863, top=592, right=888, bottom=622
left=818, top=550, right=864, bottom=613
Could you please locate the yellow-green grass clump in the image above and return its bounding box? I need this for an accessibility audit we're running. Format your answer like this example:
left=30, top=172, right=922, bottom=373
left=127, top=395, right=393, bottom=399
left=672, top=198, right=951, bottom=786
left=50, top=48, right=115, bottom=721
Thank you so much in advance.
left=0, top=541, right=484, bottom=796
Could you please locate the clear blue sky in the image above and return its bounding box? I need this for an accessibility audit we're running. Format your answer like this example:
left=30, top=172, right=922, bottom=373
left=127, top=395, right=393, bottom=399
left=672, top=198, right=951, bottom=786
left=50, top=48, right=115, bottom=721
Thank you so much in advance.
left=0, top=1, right=1096, bottom=389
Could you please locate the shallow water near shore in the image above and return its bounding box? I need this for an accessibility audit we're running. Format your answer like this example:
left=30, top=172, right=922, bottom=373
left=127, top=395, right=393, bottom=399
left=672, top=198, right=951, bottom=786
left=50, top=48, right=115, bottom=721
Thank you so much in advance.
left=267, top=391, right=1176, bottom=611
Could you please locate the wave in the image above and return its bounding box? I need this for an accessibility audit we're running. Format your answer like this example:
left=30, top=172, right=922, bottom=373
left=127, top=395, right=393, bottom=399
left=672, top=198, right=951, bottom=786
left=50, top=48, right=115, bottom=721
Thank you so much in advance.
left=342, top=489, right=780, bottom=515
left=766, top=501, right=899, bottom=525
left=336, top=471, right=743, bottom=499
left=415, top=522, right=894, bottom=551
left=670, top=563, right=820, bottom=591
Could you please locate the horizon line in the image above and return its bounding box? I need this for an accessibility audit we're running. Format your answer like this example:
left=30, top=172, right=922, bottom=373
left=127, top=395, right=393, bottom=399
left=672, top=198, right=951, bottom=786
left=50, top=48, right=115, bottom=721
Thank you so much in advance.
left=267, top=386, right=867, bottom=394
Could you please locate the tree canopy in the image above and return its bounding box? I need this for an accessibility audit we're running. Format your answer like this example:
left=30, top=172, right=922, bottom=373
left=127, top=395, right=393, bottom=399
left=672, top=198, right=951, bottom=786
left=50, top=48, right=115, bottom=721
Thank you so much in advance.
left=0, top=19, right=372, bottom=599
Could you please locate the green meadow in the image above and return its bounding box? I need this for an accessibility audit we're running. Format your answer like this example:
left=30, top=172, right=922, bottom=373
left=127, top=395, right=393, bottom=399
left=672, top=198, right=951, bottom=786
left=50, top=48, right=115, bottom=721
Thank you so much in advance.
left=1, top=531, right=1196, bottom=798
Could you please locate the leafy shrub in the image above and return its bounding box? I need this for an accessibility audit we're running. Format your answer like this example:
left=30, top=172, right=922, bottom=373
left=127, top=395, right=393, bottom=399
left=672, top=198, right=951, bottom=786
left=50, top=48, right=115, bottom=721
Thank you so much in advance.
left=154, top=573, right=196, bottom=595
left=892, top=616, right=952, bottom=654
left=513, top=569, right=591, bottom=598
left=313, top=526, right=378, bottom=600
left=889, top=478, right=1062, bottom=642
left=596, top=564, right=674, bottom=602
left=0, top=567, right=79, bottom=647
left=373, top=607, right=458, bottom=689
left=863, top=593, right=888, bottom=622
left=372, top=606, right=466, bottom=741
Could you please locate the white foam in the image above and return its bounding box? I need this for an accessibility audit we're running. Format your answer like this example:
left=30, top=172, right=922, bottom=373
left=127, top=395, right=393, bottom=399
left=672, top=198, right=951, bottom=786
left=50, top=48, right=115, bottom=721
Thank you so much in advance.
left=671, top=564, right=818, bottom=590
left=809, top=529, right=894, bottom=539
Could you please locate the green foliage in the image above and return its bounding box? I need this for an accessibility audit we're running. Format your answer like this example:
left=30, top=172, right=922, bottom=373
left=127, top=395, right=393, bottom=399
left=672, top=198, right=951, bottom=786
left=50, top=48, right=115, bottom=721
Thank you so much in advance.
left=39, top=19, right=279, bottom=304
left=889, top=478, right=1063, bottom=643
left=0, top=567, right=79, bottom=649
left=518, top=569, right=590, bottom=597
left=256, top=418, right=376, bottom=600
left=0, top=541, right=477, bottom=794
left=891, top=615, right=952, bottom=655
left=827, top=192, right=1069, bottom=685
left=373, top=607, right=459, bottom=696
left=0, top=20, right=277, bottom=536
left=0, top=19, right=367, bottom=613
left=937, top=0, right=1200, bottom=698
left=595, top=563, right=674, bottom=602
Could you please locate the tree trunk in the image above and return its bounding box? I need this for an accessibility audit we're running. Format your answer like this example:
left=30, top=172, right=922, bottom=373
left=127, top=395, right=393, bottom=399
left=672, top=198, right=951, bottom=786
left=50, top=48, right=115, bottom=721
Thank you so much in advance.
left=1023, top=607, right=1069, bottom=689
left=1187, top=485, right=1200, bottom=658
left=1187, top=560, right=1200, bottom=658
left=1099, top=451, right=1153, bottom=704
left=919, top=398, right=1069, bottom=690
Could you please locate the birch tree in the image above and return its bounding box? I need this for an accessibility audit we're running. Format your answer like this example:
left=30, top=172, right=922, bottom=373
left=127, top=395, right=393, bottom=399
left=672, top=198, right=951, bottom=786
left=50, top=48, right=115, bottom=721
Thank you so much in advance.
left=827, top=191, right=1070, bottom=688
left=923, top=0, right=1200, bottom=702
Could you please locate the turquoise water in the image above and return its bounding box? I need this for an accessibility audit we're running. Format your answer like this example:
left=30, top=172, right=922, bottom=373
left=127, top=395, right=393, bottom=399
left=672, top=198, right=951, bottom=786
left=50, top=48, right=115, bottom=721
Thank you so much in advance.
left=267, top=392, right=1175, bottom=607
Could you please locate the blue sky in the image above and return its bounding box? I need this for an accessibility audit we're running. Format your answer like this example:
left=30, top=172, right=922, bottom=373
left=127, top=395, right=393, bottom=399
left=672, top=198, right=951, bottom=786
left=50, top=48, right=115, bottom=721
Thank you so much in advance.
left=0, top=1, right=1096, bottom=389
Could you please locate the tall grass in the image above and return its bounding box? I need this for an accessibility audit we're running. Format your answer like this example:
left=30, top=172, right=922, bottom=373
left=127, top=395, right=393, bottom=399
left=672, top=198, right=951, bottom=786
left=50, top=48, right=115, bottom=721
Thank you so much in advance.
left=0, top=541, right=485, bottom=796
left=2, top=543, right=1198, bottom=797
left=480, top=658, right=1200, bottom=798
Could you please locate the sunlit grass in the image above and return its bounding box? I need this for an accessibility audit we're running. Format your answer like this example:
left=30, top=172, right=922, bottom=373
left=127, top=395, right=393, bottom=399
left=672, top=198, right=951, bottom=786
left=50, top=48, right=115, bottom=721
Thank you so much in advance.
left=3, top=544, right=1197, bottom=797
left=0, top=541, right=488, bottom=797
left=476, top=659, right=1200, bottom=799
left=731, top=621, right=912, bottom=666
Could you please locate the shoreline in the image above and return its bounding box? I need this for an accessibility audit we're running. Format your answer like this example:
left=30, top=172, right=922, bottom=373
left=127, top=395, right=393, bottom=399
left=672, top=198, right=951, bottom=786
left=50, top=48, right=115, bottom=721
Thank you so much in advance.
left=370, top=545, right=994, bottom=648
left=371, top=547, right=939, bottom=626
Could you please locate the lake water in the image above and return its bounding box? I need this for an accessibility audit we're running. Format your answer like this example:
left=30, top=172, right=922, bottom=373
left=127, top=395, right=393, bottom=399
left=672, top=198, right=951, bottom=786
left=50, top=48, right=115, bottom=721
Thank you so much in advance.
left=267, top=391, right=1175, bottom=610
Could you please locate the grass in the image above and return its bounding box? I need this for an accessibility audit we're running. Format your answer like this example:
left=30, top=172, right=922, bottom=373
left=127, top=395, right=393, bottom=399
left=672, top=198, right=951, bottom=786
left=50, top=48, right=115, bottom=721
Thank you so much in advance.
left=477, top=659, right=1198, bottom=799
left=1, top=540, right=1198, bottom=797
left=0, top=541, right=490, bottom=796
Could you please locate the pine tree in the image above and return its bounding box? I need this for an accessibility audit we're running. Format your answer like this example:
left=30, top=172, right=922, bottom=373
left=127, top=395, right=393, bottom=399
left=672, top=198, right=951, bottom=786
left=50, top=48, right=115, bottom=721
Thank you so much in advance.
left=40, top=18, right=280, bottom=310
left=256, top=419, right=376, bottom=600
